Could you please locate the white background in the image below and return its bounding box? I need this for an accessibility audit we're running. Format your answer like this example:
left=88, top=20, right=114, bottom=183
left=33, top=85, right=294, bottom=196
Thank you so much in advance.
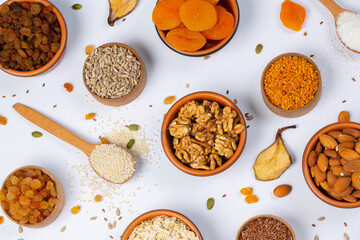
left=1, top=0, right=360, bottom=239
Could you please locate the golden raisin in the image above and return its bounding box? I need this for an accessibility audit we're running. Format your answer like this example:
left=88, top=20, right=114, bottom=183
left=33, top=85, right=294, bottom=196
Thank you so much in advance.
left=240, top=187, right=253, bottom=196
left=71, top=205, right=80, bottom=215
left=0, top=115, right=7, bottom=125
left=245, top=194, right=258, bottom=204
left=46, top=181, right=54, bottom=190
left=85, top=113, right=96, bottom=120
left=100, top=137, right=110, bottom=144
left=25, top=190, right=34, bottom=198
left=64, top=83, right=73, bottom=92
left=39, top=201, right=49, bottom=209
left=164, top=96, right=175, bottom=105
left=94, top=194, right=102, bottom=202
left=30, top=179, right=41, bottom=189
left=85, top=45, right=95, bottom=55
left=0, top=216, right=4, bottom=225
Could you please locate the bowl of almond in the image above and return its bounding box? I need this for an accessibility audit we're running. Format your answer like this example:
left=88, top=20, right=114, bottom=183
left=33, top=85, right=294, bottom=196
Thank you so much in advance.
left=303, top=122, right=360, bottom=208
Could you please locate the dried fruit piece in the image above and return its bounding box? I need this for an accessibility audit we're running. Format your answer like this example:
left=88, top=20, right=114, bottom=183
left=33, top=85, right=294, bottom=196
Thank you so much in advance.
left=179, top=0, right=217, bottom=31
left=205, top=0, right=219, bottom=4
left=126, top=139, right=135, bottom=149
left=72, top=4, right=82, bottom=10
left=100, top=137, right=110, bottom=144
left=31, top=131, right=42, bottom=138
left=207, top=197, right=214, bottom=210
left=94, top=195, right=102, bottom=202
left=152, top=0, right=184, bottom=30
left=71, top=205, right=80, bottom=215
left=108, top=0, right=138, bottom=26
left=0, top=115, right=7, bottom=125
left=319, top=134, right=337, bottom=150
left=85, top=45, right=95, bottom=55
left=85, top=113, right=96, bottom=120
left=164, top=96, right=176, bottom=105
left=245, top=194, right=258, bottom=203
left=255, top=44, right=263, bottom=54
left=64, top=83, right=73, bottom=92
left=280, top=0, right=306, bottom=31
left=127, top=124, right=140, bottom=131
left=253, top=125, right=296, bottom=181
left=240, top=187, right=253, bottom=195
left=166, top=28, right=206, bottom=52
left=273, top=184, right=292, bottom=198
left=0, top=216, right=3, bottom=224
left=201, top=6, right=234, bottom=40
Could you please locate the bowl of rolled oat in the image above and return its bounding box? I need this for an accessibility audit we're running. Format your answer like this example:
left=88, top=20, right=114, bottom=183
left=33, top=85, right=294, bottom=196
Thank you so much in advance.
left=161, top=91, right=247, bottom=176
left=83, top=42, right=146, bottom=106
left=121, top=209, right=203, bottom=240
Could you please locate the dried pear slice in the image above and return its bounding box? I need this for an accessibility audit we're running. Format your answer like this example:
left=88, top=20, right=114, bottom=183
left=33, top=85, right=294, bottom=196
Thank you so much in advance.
left=108, top=0, right=138, bottom=26
left=253, top=125, right=296, bottom=181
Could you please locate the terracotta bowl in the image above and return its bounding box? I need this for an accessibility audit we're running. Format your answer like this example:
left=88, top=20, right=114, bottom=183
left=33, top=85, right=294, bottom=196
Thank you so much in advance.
left=261, top=53, right=322, bottom=118
left=155, top=0, right=239, bottom=57
left=1, top=165, right=65, bottom=228
left=303, top=122, right=360, bottom=208
left=121, top=209, right=203, bottom=240
left=236, top=214, right=296, bottom=240
left=161, top=91, right=247, bottom=176
left=0, top=0, right=67, bottom=77
left=82, top=42, right=147, bottom=107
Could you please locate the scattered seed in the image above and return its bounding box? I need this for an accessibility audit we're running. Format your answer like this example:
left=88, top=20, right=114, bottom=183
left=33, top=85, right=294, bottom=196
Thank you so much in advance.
left=342, top=100, right=346, bottom=103
left=110, top=236, right=114, bottom=239
left=203, top=56, right=210, bottom=60
left=72, top=4, right=82, bottom=10
left=245, top=113, right=254, bottom=121
left=234, top=98, right=238, bottom=104
left=314, top=234, right=319, bottom=240
left=118, top=216, right=122, bottom=220
left=246, top=125, right=250, bottom=129
left=304, top=31, right=308, bottom=36
left=102, top=209, right=105, bottom=213
left=207, top=198, right=215, bottom=210
left=2, top=96, right=5, bottom=98
left=116, top=208, right=120, bottom=216
left=122, top=18, right=126, bottom=22
left=12, top=94, right=16, bottom=97
left=112, top=220, right=116, bottom=228
left=18, top=225, right=23, bottom=233
left=26, top=90, right=29, bottom=94
left=344, top=233, right=349, bottom=240
left=310, top=54, right=314, bottom=57
left=31, top=131, right=42, bottom=138
left=127, top=124, right=140, bottom=131
left=60, top=226, right=66, bottom=232
left=312, top=224, right=316, bottom=227
left=226, top=90, right=229, bottom=94
left=126, top=139, right=135, bottom=149
left=104, top=218, right=108, bottom=221
left=53, top=105, right=57, bottom=108
left=255, top=44, right=263, bottom=54
left=42, top=83, right=45, bottom=87
left=185, top=83, right=190, bottom=88
left=108, top=222, right=113, bottom=230
left=344, top=222, right=348, bottom=227
left=352, top=78, right=356, bottom=82
left=149, top=105, right=153, bottom=107
left=90, top=216, right=97, bottom=220
left=164, top=96, right=175, bottom=105
left=320, top=21, right=323, bottom=25
left=317, top=216, right=325, bottom=221
left=222, top=194, right=227, bottom=198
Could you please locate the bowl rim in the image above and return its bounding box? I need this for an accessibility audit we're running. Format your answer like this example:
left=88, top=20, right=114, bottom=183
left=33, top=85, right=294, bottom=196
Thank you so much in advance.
left=1, top=165, right=65, bottom=228
left=121, top=209, right=203, bottom=240
left=302, top=121, right=360, bottom=208
left=235, top=214, right=296, bottom=240
left=161, top=91, right=247, bottom=176
left=260, top=52, right=322, bottom=118
left=0, top=0, right=68, bottom=77
left=154, top=0, right=240, bottom=57
left=82, top=42, right=147, bottom=107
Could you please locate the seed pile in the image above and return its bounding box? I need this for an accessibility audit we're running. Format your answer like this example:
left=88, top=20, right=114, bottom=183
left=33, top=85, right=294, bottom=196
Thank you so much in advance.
left=89, top=144, right=135, bottom=184
left=84, top=45, right=141, bottom=99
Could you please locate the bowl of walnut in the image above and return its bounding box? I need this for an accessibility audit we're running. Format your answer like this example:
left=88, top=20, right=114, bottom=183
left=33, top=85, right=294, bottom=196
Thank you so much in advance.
left=161, top=91, right=247, bottom=176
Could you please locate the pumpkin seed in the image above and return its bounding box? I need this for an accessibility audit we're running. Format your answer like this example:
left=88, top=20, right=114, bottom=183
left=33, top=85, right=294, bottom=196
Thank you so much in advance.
left=126, top=139, right=135, bottom=149
left=32, top=131, right=42, bottom=138
left=127, top=124, right=140, bottom=131
left=344, top=233, right=349, bottom=240
left=255, top=44, right=263, bottom=54
left=207, top=198, right=214, bottom=210
left=72, top=4, right=82, bottom=10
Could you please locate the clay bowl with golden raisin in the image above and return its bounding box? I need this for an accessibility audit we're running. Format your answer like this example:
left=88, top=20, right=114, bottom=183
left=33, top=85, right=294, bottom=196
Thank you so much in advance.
left=261, top=52, right=322, bottom=118
left=154, top=0, right=239, bottom=57
left=303, top=122, right=360, bottom=208
left=0, top=165, right=64, bottom=228
left=0, top=0, right=67, bottom=77
left=161, top=91, right=247, bottom=176
left=236, top=214, right=296, bottom=240
left=121, top=209, right=203, bottom=240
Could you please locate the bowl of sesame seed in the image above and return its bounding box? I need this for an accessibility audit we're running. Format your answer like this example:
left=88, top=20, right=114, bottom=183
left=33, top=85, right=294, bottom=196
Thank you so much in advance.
left=261, top=53, right=322, bottom=118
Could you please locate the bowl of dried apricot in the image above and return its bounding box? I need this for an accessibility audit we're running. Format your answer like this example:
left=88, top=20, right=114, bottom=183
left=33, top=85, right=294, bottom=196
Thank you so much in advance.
left=0, top=0, right=67, bottom=77
left=0, top=165, right=64, bottom=227
left=161, top=91, right=247, bottom=176
left=152, top=0, right=239, bottom=56
left=303, top=122, right=360, bottom=208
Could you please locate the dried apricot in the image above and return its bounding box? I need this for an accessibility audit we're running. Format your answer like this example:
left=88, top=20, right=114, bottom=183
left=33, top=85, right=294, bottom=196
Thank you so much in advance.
left=240, top=187, right=253, bottom=196
left=94, top=194, right=102, bottom=202
left=0, top=115, right=7, bottom=125
left=205, top=0, right=219, bottom=5
left=179, top=0, right=217, bottom=31
left=280, top=0, right=306, bottom=31
left=85, top=45, right=95, bottom=55
left=201, top=6, right=234, bottom=40
left=164, top=96, right=176, bottom=105
left=166, top=27, right=206, bottom=51
left=85, top=113, right=96, bottom=120
left=71, top=205, right=80, bottom=215
left=64, top=83, right=73, bottom=92
left=245, top=194, right=258, bottom=204
left=0, top=216, right=3, bottom=225
left=152, top=0, right=184, bottom=30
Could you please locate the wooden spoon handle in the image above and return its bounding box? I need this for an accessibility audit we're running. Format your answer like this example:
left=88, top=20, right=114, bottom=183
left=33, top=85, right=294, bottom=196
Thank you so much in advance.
left=319, top=0, right=345, bottom=18
left=13, top=103, right=95, bottom=157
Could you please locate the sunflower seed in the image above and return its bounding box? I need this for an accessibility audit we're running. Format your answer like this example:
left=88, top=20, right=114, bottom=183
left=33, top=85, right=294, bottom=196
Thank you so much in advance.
left=116, top=208, right=120, bottom=216
left=317, top=216, right=325, bottom=221
left=60, top=226, right=66, bottom=232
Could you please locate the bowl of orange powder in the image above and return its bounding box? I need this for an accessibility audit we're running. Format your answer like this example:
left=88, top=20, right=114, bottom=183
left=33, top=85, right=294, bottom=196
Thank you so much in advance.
left=152, top=0, right=239, bottom=56
left=261, top=53, right=322, bottom=118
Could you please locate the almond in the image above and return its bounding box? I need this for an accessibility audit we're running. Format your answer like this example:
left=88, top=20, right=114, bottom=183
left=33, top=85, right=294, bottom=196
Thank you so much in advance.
left=340, top=158, right=348, bottom=166
left=314, top=165, right=326, bottom=183
left=351, top=172, right=360, bottom=190
left=319, top=134, right=337, bottom=149
left=310, top=166, right=315, bottom=178
left=327, top=171, right=337, bottom=188
left=334, top=177, right=351, bottom=193
left=338, top=111, right=350, bottom=122
left=338, top=142, right=355, bottom=150
left=355, top=142, right=360, bottom=154
left=319, top=181, right=331, bottom=192
left=342, top=195, right=357, bottom=202
left=336, top=134, right=356, bottom=143
left=343, top=128, right=360, bottom=138
left=273, top=184, right=292, bottom=198
left=351, top=190, right=360, bottom=198
left=328, top=189, right=342, bottom=200
left=324, top=149, right=339, bottom=158
left=338, top=148, right=360, bottom=161
left=343, top=159, right=360, bottom=172
left=317, top=153, right=328, bottom=172
left=315, top=142, right=323, bottom=155
left=329, top=158, right=341, bottom=167
left=308, top=151, right=317, bottom=168
left=327, top=130, right=342, bottom=139
left=331, top=165, right=351, bottom=177
left=338, top=186, right=354, bottom=197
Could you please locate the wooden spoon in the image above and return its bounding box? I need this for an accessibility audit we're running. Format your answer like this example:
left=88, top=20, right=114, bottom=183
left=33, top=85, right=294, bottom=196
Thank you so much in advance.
left=13, top=103, right=136, bottom=184
left=319, top=0, right=360, bottom=54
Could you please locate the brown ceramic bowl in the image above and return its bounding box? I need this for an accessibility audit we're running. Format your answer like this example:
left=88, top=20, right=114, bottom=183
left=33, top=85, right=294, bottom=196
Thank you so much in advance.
left=0, top=0, right=67, bottom=77
left=161, top=91, right=247, bottom=176
left=236, top=214, right=296, bottom=240
left=261, top=53, right=322, bottom=118
left=303, top=122, right=360, bottom=208
left=1, top=165, right=65, bottom=228
left=155, top=0, right=239, bottom=57
left=82, top=42, right=147, bottom=107
left=121, top=209, right=203, bottom=239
